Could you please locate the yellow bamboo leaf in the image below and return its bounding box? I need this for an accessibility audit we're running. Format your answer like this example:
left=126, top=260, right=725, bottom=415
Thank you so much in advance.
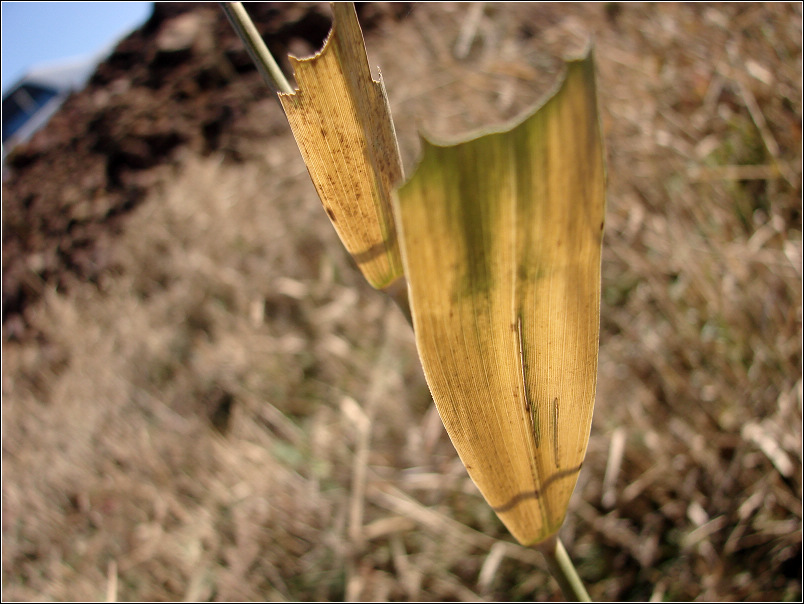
left=279, top=3, right=404, bottom=290
left=394, top=53, right=606, bottom=546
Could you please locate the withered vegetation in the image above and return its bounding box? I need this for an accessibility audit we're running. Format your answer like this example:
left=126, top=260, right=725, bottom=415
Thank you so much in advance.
left=2, top=3, right=801, bottom=601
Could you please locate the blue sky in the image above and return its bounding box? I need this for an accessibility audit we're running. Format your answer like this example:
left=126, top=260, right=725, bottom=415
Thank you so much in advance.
left=1, top=2, right=153, bottom=94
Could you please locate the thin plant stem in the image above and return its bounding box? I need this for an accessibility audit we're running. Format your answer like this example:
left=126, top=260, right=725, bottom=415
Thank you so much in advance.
left=382, top=277, right=412, bottom=326
left=536, top=534, right=591, bottom=602
left=220, top=2, right=293, bottom=94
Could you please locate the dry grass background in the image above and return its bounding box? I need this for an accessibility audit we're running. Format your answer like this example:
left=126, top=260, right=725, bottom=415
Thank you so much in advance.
left=2, top=2, right=802, bottom=601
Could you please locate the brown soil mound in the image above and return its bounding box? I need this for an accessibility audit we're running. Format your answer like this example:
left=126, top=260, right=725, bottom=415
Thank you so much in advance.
left=2, top=2, right=407, bottom=337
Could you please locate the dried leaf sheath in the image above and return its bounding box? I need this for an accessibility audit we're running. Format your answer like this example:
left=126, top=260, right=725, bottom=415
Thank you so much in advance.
left=279, top=3, right=404, bottom=289
left=394, top=55, right=606, bottom=545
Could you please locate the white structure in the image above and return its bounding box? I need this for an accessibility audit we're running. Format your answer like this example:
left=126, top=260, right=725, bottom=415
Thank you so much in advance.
left=2, top=52, right=105, bottom=159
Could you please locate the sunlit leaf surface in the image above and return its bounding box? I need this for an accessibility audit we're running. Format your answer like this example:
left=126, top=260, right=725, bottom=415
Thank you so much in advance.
left=395, top=54, right=606, bottom=545
left=279, top=3, right=404, bottom=289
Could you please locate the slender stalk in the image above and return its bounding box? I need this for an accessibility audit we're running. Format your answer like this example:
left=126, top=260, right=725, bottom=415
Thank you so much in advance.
left=382, top=277, right=412, bottom=327
left=220, top=2, right=293, bottom=94
left=536, top=535, right=591, bottom=602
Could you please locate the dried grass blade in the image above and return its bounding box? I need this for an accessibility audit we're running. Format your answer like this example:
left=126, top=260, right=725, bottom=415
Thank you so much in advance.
left=279, top=3, right=405, bottom=290
left=394, top=53, right=606, bottom=546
